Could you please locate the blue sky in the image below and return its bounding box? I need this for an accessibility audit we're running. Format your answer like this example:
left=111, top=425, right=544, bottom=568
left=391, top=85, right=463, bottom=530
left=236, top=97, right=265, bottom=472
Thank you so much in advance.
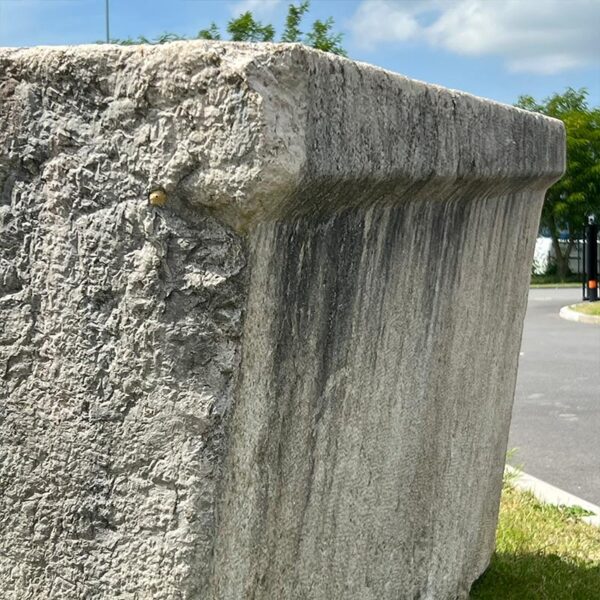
left=0, top=0, right=598, bottom=107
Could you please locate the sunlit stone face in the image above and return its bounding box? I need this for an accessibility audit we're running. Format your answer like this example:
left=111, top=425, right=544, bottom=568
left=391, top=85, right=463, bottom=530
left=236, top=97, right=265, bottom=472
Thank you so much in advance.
left=0, top=41, right=564, bottom=600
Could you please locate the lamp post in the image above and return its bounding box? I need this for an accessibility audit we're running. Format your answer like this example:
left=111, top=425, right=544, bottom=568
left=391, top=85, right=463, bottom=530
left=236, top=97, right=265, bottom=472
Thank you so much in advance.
left=105, top=0, right=110, bottom=43
left=585, top=214, right=598, bottom=301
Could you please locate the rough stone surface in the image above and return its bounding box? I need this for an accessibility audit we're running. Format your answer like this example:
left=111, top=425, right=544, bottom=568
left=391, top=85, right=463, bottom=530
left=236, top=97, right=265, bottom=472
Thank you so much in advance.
left=0, top=42, right=564, bottom=599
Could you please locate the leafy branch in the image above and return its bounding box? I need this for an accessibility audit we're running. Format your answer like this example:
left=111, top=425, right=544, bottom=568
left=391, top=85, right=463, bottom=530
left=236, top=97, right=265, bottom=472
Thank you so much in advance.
left=102, top=1, right=346, bottom=56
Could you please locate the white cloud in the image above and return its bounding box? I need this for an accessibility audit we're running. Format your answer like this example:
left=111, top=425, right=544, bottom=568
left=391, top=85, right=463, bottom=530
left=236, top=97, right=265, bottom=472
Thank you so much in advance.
left=349, top=0, right=428, bottom=49
left=350, top=0, right=600, bottom=74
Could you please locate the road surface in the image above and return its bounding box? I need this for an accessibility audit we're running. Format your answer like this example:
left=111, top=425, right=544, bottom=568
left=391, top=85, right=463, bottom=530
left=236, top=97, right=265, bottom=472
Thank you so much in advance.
left=508, top=287, right=600, bottom=505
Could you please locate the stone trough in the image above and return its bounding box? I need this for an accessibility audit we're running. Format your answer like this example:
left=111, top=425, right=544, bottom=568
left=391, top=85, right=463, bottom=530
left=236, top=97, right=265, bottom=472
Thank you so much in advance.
left=0, top=42, right=564, bottom=599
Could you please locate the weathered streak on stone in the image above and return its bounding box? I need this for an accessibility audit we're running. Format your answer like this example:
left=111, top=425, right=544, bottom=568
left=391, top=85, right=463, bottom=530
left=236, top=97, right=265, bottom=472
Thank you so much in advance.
left=213, top=190, right=544, bottom=599
left=0, top=41, right=564, bottom=599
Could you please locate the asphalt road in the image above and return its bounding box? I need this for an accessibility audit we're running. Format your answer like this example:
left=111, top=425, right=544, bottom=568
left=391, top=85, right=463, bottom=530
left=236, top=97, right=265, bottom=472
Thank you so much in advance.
left=508, top=287, right=600, bottom=505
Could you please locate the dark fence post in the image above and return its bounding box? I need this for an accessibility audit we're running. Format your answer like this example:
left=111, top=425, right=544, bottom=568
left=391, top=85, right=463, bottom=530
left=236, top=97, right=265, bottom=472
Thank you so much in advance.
left=585, top=215, right=598, bottom=302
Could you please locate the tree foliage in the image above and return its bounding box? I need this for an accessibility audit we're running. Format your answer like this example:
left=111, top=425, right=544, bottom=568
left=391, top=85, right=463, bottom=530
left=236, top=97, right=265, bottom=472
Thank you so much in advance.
left=197, top=23, right=221, bottom=41
left=516, top=88, right=600, bottom=279
left=305, top=17, right=346, bottom=55
left=112, top=33, right=186, bottom=45
left=227, top=12, right=275, bottom=43
left=105, top=1, right=345, bottom=56
left=216, top=1, right=345, bottom=54
left=281, top=0, right=309, bottom=43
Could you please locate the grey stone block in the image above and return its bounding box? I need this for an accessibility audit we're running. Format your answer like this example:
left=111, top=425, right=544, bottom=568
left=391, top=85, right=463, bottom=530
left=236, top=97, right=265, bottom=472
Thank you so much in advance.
left=0, top=42, right=564, bottom=599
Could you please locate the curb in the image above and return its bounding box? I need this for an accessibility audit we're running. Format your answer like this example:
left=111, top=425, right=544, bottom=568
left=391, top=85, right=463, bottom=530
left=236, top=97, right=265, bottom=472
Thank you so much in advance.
left=559, top=304, right=600, bottom=325
left=505, top=465, right=600, bottom=527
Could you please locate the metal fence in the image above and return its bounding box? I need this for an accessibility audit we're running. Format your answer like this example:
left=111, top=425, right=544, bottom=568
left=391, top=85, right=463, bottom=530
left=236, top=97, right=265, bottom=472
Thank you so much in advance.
left=577, top=221, right=600, bottom=301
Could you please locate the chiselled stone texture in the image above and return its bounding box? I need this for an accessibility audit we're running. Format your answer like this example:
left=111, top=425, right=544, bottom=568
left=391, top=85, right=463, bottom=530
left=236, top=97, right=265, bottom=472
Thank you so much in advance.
left=0, top=42, right=564, bottom=599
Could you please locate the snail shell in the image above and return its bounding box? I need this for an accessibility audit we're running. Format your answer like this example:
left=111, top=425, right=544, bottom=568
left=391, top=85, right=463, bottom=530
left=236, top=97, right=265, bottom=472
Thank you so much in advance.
left=148, top=189, right=167, bottom=207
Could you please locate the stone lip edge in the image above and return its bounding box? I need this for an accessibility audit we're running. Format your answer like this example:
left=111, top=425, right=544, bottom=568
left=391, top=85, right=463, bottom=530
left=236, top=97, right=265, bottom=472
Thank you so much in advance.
left=505, top=465, right=600, bottom=527
left=559, top=305, right=600, bottom=325
left=0, top=41, right=567, bottom=232
left=0, top=40, right=567, bottom=133
left=243, top=42, right=567, bottom=229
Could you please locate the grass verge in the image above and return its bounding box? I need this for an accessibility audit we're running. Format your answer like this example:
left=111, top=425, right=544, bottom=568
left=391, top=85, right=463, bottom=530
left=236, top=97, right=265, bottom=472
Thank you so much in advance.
left=569, top=302, right=600, bottom=316
left=470, top=484, right=600, bottom=599
left=529, top=282, right=581, bottom=289
left=530, top=274, right=582, bottom=287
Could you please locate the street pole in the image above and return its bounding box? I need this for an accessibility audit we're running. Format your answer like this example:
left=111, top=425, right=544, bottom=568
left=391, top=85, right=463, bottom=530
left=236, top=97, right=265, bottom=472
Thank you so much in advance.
left=585, top=215, right=598, bottom=302
left=105, top=0, right=110, bottom=43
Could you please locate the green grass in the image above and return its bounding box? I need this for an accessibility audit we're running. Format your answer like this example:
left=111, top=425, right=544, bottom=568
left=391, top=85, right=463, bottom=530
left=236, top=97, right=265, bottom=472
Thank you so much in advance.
left=470, top=485, right=600, bottom=599
left=530, top=274, right=582, bottom=287
left=530, top=282, right=582, bottom=289
left=569, top=302, right=600, bottom=316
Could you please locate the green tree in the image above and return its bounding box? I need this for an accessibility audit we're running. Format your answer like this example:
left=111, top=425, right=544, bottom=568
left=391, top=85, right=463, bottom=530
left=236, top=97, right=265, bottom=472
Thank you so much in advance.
left=211, top=1, right=345, bottom=54
left=227, top=12, right=275, bottom=42
left=198, top=23, right=221, bottom=41
left=281, top=0, right=309, bottom=42
left=305, top=17, right=346, bottom=56
left=517, top=88, right=600, bottom=280
left=105, top=1, right=346, bottom=57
